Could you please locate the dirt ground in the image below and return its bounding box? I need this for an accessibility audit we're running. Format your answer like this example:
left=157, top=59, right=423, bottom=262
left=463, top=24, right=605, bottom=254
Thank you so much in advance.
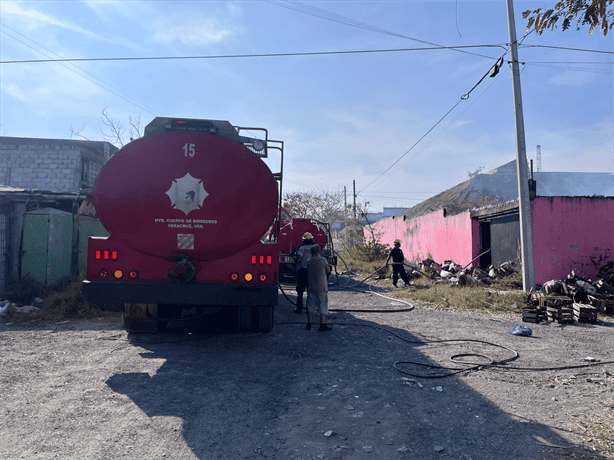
left=1, top=277, right=613, bottom=460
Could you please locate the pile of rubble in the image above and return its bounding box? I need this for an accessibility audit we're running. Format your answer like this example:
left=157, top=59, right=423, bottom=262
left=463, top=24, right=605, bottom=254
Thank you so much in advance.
left=522, top=262, right=614, bottom=324
left=414, top=258, right=519, bottom=287
left=0, top=297, right=45, bottom=318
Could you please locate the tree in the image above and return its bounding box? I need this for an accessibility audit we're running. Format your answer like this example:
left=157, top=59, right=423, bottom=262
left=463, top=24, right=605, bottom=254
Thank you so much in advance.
left=282, top=189, right=345, bottom=228
left=523, top=0, right=614, bottom=36
left=70, top=108, right=142, bottom=148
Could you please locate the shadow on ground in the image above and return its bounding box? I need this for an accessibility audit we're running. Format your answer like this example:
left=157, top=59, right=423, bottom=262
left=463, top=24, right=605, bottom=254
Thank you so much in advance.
left=106, top=281, right=604, bottom=460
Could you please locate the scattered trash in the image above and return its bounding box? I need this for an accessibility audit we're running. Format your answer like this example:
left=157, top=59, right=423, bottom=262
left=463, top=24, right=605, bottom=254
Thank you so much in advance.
left=434, top=445, right=445, bottom=453
left=362, top=446, right=373, bottom=453
left=14, top=305, right=41, bottom=313
left=435, top=386, right=443, bottom=392
left=585, top=357, right=599, bottom=362
left=398, top=446, right=410, bottom=453
left=324, top=430, right=333, bottom=437
left=508, top=325, right=533, bottom=336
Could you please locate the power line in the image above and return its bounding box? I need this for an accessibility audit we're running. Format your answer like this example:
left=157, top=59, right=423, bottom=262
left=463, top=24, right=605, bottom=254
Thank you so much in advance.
left=358, top=53, right=509, bottom=195
left=0, top=44, right=508, bottom=65
left=265, top=0, right=501, bottom=60
left=0, top=24, right=160, bottom=116
left=522, top=44, right=614, bottom=55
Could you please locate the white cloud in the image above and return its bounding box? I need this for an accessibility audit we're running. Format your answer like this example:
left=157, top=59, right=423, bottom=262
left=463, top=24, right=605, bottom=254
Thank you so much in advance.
left=549, top=70, right=594, bottom=86
left=1, top=2, right=144, bottom=51
left=2, top=2, right=108, bottom=42
left=148, top=15, right=233, bottom=47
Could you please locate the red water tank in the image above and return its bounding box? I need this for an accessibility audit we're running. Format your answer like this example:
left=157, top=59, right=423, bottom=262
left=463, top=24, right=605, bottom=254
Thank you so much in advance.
left=95, top=131, right=278, bottom=261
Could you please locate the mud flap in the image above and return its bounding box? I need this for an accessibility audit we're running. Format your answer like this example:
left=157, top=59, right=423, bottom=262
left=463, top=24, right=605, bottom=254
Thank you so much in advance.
left=123, top=303, right=163, bottom=333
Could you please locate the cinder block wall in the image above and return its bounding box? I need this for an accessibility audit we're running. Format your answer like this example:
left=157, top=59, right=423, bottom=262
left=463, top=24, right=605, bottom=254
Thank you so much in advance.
left=0, top=138, right=113, bottom=192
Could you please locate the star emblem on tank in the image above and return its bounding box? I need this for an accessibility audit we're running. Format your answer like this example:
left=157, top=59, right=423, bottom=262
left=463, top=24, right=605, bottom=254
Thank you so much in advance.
left=165, top=173, right=209, bottom=215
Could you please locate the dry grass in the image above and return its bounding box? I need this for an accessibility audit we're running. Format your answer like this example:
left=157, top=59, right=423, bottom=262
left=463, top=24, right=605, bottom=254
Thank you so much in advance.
left=576, top=398, right=614, bottom=459
left=2, top=274, right=117, bottom=324
left=352, top=264, right=530, bottom=318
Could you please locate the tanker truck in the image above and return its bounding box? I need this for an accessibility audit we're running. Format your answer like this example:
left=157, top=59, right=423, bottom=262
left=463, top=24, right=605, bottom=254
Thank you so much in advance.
left=278, top=208, right=337, bottom=280
left=82, top=117, right=284, bottom=332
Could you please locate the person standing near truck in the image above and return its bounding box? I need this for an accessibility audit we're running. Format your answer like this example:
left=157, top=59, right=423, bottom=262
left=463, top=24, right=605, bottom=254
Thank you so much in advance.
left=294, top=232, right=315, bottom=314
left=386, top=239, right=410, bottom=287
left=305, top=244, right=332, bottom=331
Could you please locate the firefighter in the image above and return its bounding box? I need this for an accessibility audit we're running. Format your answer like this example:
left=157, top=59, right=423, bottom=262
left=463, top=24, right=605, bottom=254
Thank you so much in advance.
left=294, top=232, right=316, bottom=314
left=385, top=239, right=410, bottom=287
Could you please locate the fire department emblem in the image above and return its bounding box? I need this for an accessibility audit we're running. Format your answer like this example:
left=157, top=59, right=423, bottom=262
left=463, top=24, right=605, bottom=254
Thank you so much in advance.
left=165, top=173, right=209, bottom=215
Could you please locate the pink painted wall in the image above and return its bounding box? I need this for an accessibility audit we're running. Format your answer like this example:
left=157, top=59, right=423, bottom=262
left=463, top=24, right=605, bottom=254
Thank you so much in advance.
left=370, top=209, right=475, bottom=266
left=531, top=196, right=614, bottom=283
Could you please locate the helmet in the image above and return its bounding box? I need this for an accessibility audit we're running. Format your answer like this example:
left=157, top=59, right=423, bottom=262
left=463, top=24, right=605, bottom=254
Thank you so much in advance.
left=302, top=232, right=313, bottom=239
left=393, top=239, right=401, bottom=245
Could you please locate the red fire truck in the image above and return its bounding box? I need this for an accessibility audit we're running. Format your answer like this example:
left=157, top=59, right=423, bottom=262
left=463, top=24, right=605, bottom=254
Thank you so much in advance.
left=82, top=117, right=284, bottom=332
left=278, top=208, right=337, bottom=280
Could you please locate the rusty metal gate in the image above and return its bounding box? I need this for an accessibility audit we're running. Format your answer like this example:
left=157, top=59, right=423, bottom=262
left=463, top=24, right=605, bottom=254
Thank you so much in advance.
left=0, top=213, right=9, bottom=295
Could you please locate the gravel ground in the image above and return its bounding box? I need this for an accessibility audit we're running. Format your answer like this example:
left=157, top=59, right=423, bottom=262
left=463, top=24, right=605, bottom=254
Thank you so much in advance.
left=1, top=277, right=613, bottom=459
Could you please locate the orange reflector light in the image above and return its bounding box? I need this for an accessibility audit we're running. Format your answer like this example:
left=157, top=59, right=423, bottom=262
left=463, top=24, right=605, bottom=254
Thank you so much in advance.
left=259, top=255, right=264, bottom=265
left=112, top=251, right=118, bottom=260
left=244, top=273, right=253, bottom=282
left=259, top=273, right=267, bottom=283
left=266, top=255, right=272, bottom=265
left=98, top=269, right=108, bottom=278
left=128, top=271, right=138, bottom=279
left=251, top=254, right=257, bottom=265
left=114, top=270, right=123, bottom=279
left=230, top=272, right=239, bottom=282
left=95, top=250, right=101, bottom=260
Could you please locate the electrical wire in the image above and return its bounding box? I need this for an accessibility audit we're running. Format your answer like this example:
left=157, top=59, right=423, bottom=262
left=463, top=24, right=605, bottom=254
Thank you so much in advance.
left=522, top=44, right=614, bottom=55
left=0, top=24, right=161, bottom=117
left=357, top=51, right=509, bottom=195
left=0, top=44, right=510, bottom=65
left=265, top=0, right=500, bottom=60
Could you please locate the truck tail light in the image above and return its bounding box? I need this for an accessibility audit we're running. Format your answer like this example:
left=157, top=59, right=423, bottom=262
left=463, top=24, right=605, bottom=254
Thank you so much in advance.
left=251, top=254, right=257, bottom=265
left=267, top=255, right=272, bottom=265
left=259, top=273, right=267, bottom=283
left=98, top=269, right=108, bottom=278
left=244, top=273, right=253, bottom=282
left=96, top=250, right=118, bottom=260
left=259, top=255, right=264, bottom=265
left=230, top=272, right=239, bottom=282
left=114, top=270, right=123, bottom=279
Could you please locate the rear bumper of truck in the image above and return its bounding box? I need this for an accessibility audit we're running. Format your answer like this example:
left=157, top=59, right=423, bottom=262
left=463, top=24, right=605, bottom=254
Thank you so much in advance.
left=82, top=280, right=278, bottom=306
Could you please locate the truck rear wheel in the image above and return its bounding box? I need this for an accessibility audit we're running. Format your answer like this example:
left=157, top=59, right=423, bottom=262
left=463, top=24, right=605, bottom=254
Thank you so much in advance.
left=237, top=306, right=254, bottom=332
left=257, top=305, right=274, bottom=332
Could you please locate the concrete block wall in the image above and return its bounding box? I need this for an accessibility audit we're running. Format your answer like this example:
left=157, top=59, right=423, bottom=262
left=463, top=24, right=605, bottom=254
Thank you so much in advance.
left=0, top=137, right=114, bottom=193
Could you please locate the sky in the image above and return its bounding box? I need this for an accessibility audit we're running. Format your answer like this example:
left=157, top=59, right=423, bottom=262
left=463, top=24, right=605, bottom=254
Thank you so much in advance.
left=1, top=0, right=612, bottom=212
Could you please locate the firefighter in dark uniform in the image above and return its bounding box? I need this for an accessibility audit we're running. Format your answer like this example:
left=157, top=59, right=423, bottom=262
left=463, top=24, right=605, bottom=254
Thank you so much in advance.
left=386, top=239, right=410, bottom=287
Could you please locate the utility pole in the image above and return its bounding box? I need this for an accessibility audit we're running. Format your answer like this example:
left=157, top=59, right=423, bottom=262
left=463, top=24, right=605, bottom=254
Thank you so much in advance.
left=506, top=0, right=535, bottom=292
left=352, top=180, right=356, bottom=219
left=344, top=186, right=347, bottom=225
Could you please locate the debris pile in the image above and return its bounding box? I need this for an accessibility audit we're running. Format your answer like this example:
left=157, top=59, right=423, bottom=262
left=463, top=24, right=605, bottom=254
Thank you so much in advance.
left=523, top=263, right=614, bottom=324
left=414, top=258, right=519, bottom=287
left=0, top=298, right=44, bottom=319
